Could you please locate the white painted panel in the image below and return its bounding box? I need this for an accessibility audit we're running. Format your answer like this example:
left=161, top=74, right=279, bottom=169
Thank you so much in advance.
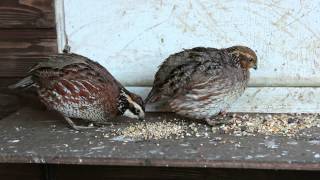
left=58, top=0, right=320, bottom=87
left=128, top=87, right=320, bottom=113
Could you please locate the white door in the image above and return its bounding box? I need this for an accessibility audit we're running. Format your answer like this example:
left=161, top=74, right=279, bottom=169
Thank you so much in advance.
left=55, top=0, right=320, bottom=113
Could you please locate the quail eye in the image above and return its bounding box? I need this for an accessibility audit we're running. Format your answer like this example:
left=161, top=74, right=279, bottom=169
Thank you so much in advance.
left=135, top=109, right=140, bottom=114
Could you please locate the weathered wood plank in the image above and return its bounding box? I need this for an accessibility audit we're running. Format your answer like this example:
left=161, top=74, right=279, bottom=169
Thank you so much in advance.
left=1, top=164, right=320, bottom=180
left=0, top=29, right=57, bottom=56
left=1, top=108, right=320, bottom=170
left=0, top=29, right=57, bottom=79
left=128, top=87, right=320, bottom=113
left=0, top=55, right=49, bottom=77
left=50, top=165, right=320, bottom=180
left=0, top=93, right=20, bottom=120
left=0, top=78, right=21, bottom=88
left=0, top=163, right=43, bottom=180
left=0, top=0, right=54, bottom=28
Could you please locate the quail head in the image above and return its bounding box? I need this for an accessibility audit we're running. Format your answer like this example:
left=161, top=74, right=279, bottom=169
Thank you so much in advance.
left=145, top=46, right=257, bottom=126
left=10, top=53, right=145, bottom=130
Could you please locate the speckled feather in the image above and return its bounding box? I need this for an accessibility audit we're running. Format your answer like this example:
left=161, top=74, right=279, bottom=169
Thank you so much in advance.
left=146, top=46, right=256, bottom=123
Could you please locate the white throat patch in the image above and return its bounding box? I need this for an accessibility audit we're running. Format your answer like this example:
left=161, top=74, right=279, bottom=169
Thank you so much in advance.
left=120, top=90, right=145, bottom=119
left=123, top=109, right=139, bottom=119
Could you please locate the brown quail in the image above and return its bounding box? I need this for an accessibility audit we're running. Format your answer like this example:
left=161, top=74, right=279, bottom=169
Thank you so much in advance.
left=145, top=46, right=257, bottom=125
left=10, top=53, right=145, bottom=130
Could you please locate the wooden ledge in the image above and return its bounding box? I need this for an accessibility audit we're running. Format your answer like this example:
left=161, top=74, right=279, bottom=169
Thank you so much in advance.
left=0, top=107, right=320, bottom=171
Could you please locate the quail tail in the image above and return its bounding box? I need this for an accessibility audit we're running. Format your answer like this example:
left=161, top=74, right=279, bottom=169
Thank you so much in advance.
left=144, top=89, right=161, bottom=104
left=8, top=76, right=34, bottom=90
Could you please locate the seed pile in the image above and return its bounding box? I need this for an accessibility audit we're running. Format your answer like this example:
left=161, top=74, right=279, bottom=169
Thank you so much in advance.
left=113, top=114, right=320, bottom=140
left=213, top=114, right=320, bottom=137
left=116, top=121, right=188, bottom=140
left=114, top=120, right=211, bottom=140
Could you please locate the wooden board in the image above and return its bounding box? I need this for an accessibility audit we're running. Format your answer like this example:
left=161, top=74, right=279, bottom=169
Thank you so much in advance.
left=0, top=29, right=57, bottom=56
left=0, top=164, right=43, bottom=180
left=0, top=0, right=57, bottom=87
left=1, top=107, right=320, bottom=171
left=51, top=165, right=320, bottom=180
left=0, top=0, right=55, bottom=28
left=0, top=55, right=49, bottom=77
left=128, top=87, right=320, bottom=113
left=0, top=29, right=57, bottom=85
left=1, top=164, right=320, bottom=180
left=57, top=0, right=320, bottom=87
left=0, top=78, right=22, bottom=88
left=0, top=94, right=20, bottom=119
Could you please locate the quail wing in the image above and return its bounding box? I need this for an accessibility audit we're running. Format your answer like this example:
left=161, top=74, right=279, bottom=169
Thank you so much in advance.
left=146, top=47, right=230, bottom=103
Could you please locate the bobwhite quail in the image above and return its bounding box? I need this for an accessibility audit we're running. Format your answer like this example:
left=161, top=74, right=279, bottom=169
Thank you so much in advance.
left=145, top=46, right=257, bottom=125
left=10, top=53, right=145, bottom=130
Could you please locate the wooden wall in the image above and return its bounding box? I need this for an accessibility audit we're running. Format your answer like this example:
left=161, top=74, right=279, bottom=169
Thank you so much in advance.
left=0, top=0, right=57, bottom=87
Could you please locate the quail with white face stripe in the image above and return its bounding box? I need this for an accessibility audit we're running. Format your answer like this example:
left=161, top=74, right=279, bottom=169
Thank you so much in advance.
left=10, top=53, right=145, bottom=130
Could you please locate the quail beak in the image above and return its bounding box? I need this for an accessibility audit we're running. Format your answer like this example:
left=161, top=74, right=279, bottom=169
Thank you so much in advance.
left=253, top=64, right=258, bottom=70
left=139, top=113, right=145, bottom=121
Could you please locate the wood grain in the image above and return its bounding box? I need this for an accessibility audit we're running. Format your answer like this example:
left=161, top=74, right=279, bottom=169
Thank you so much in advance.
left=1, top=108, right=320, bottom=170
left=0, top=29, right=57, bottom=56
left=0, top=0, right=55, bottom=28
left=0, top=28, right=57, bottom=84
left=1, top=164, right=320, bottom=180
left=0, top=55, right=49, bottom=77
left=0, top=93, right=20, bottom=119
left=0, top=164, right=43, bottom=180
left=0, top=78, right=21, bottom=88
left=51, top=165, right=320, bottom=180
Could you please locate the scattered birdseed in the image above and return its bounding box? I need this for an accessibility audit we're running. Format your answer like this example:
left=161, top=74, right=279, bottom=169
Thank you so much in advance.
left=110, top=113, right=320, bottom=140
left=8, top=139, right=20, bottom=143
left=212, top=113, right=320, bottom=137
left=116, top=121, right=189, bottom=140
